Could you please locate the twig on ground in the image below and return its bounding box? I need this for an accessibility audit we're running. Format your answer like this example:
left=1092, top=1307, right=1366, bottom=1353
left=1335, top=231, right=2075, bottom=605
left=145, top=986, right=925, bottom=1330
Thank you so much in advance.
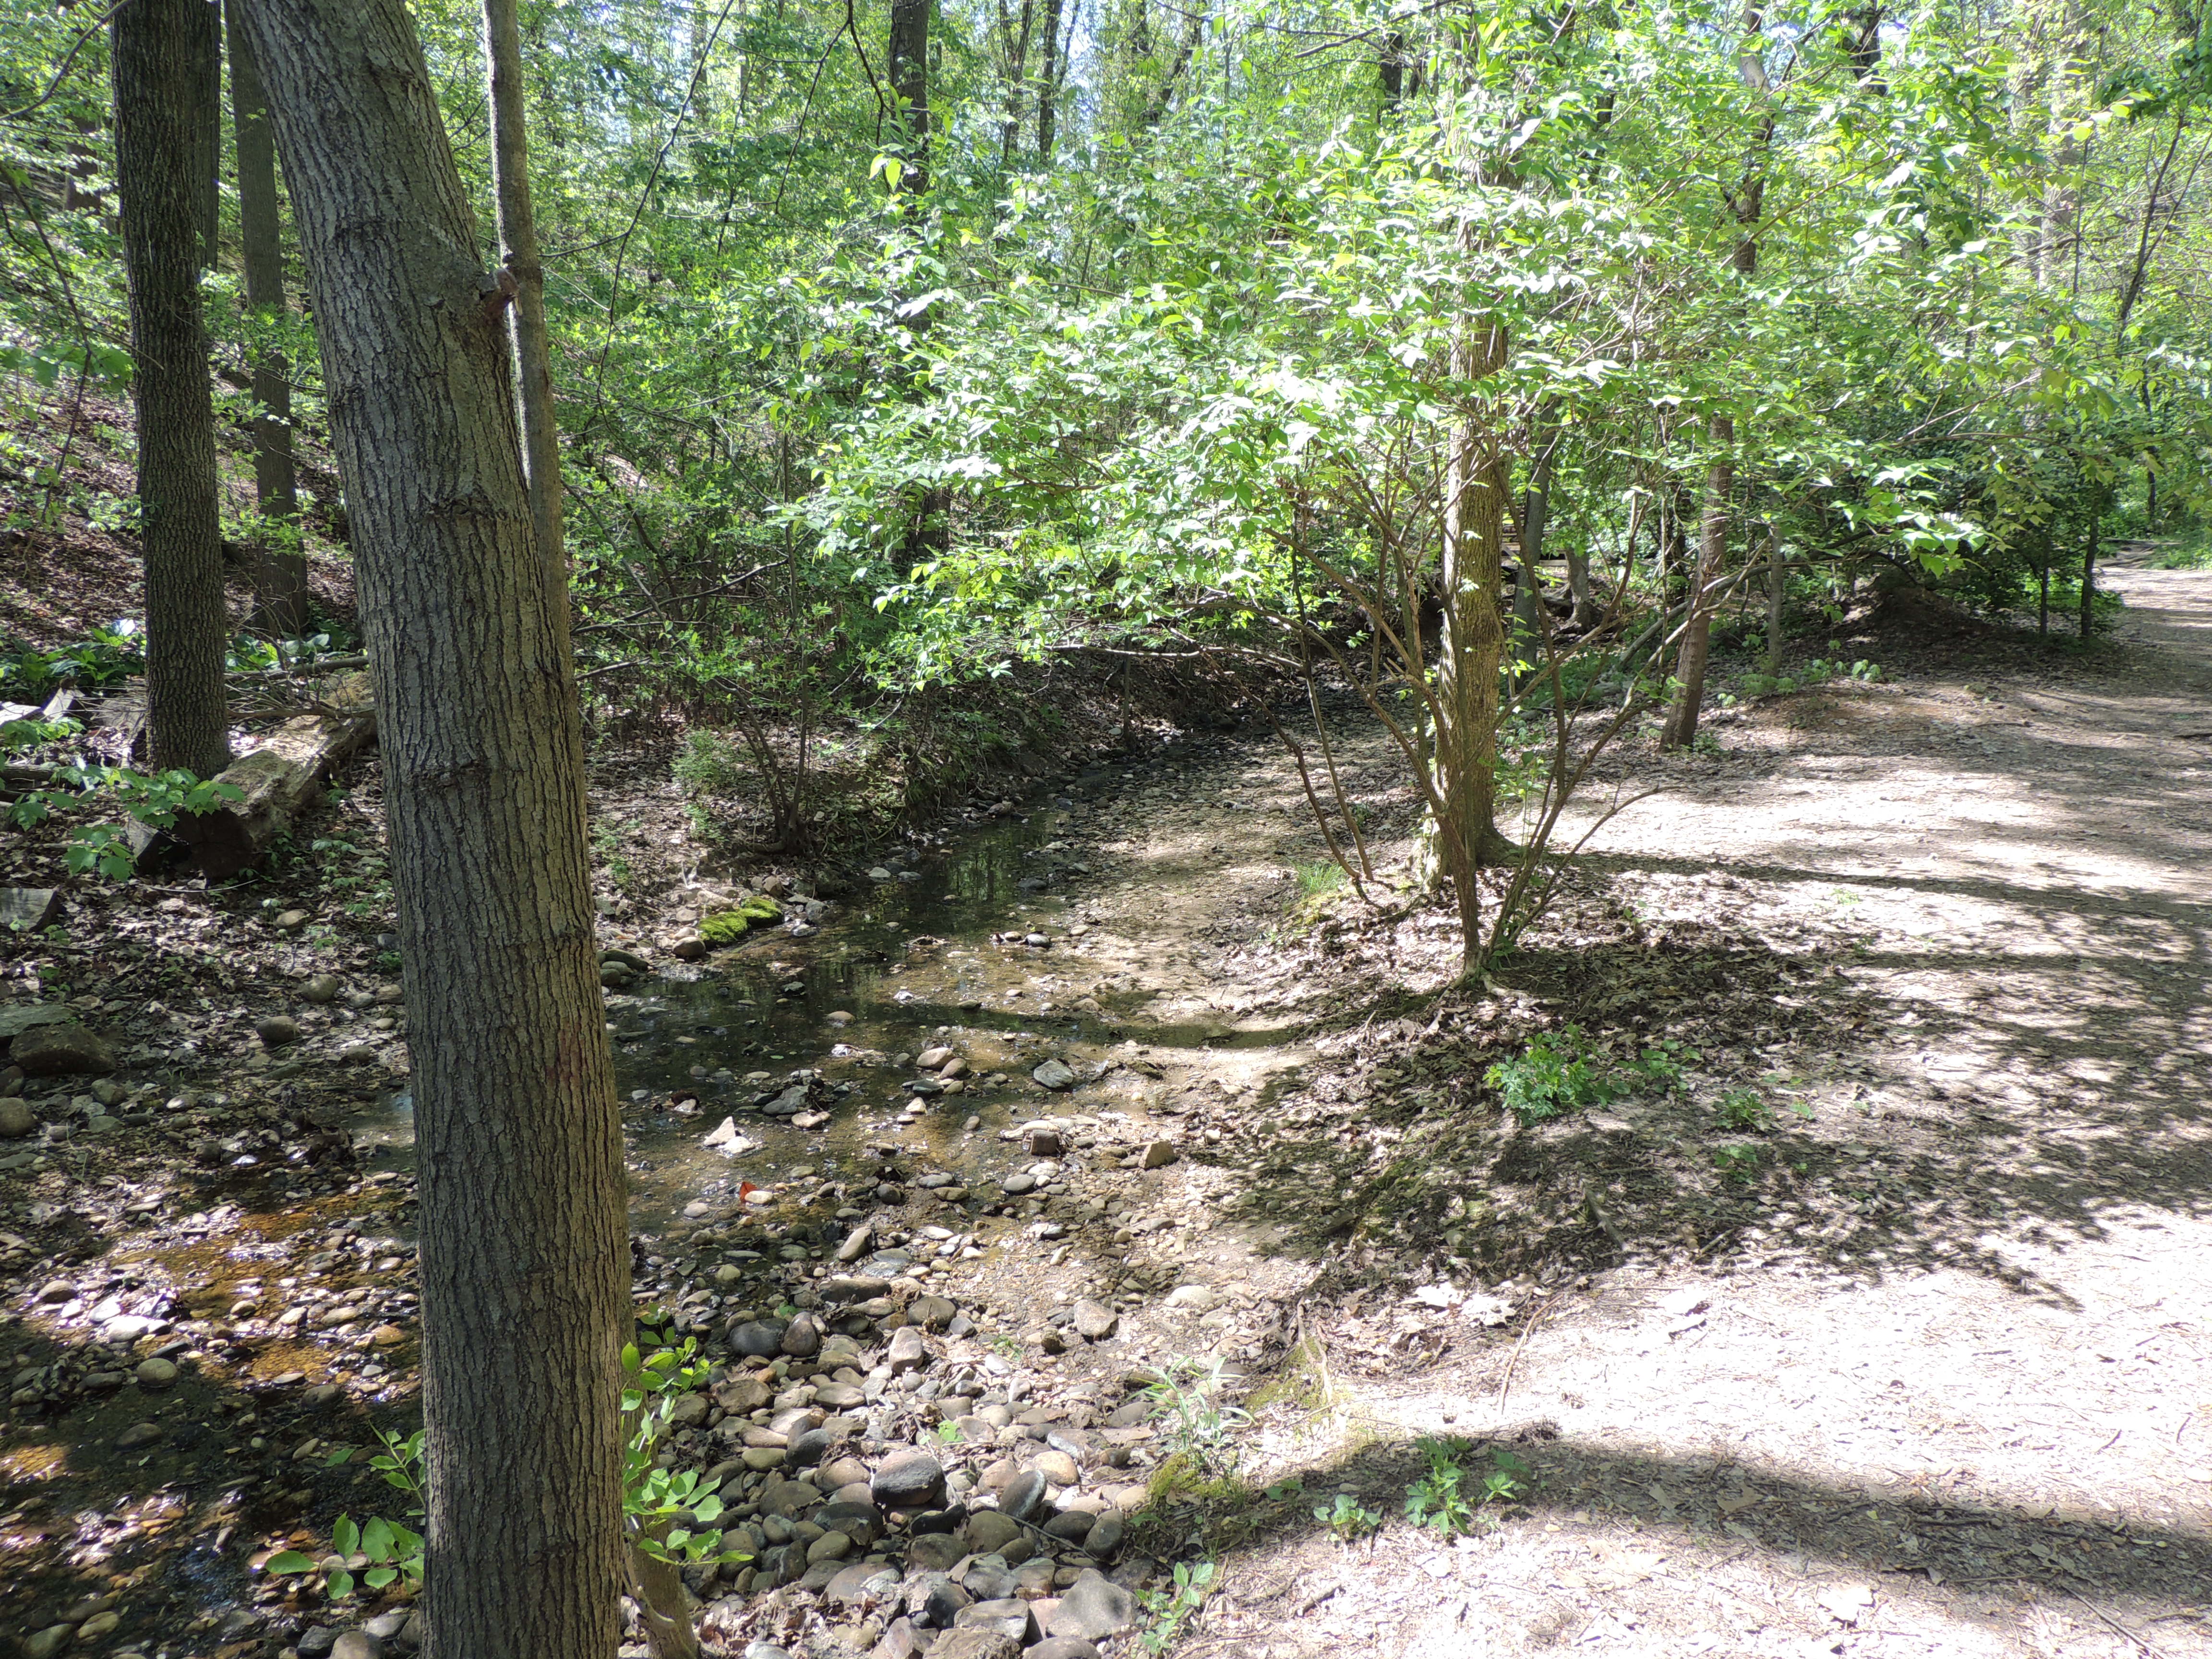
left=2067, top=1588, right=2173, bottom=1659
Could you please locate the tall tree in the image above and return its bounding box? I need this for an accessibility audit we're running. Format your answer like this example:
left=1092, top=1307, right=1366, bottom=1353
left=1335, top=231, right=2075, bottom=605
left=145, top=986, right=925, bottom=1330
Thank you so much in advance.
left=888, top=0, right=929, bottom=194
left=484, top=0, right=566, bottom=584
left=1035, top=0, right=1064, bottom=160
left=232, top=1, right=630, bottom=1657
left=225, top=0, right=307, bottom=635
left=113, top=0, right=231, bottom=778
left=1661, top=6, right=1774, bottom=751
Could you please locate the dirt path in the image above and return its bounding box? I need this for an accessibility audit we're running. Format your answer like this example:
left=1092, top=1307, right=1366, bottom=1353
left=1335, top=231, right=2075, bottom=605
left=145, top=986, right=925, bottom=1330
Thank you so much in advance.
left=1191, top=558, right=2212, bottom=1659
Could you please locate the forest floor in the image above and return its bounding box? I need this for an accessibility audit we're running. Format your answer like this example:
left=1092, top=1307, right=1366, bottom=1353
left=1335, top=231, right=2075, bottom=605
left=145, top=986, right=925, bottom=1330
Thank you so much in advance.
left=0, top=552, right=2206, bottom=1659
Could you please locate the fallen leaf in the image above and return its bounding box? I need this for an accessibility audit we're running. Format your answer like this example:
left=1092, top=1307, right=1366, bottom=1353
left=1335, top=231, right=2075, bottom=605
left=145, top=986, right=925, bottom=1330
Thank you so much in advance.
left=1817, top=1583, right=1874, bottom=1625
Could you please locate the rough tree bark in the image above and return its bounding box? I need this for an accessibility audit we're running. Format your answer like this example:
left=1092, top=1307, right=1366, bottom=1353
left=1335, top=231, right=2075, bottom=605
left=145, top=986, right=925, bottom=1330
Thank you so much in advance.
left=888, top=0, right=930, bottom=194
left=484, top=0, right=567, bottom=586
left=225, top=0, right=309, bottom=635
left=113, top=0, right=231, bottom=778
left=232, top=2, right=630, bottom=1657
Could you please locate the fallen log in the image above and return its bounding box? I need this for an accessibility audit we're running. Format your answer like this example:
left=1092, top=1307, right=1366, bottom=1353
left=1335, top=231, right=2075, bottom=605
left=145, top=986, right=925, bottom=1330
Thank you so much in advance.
left=173, top=705, right=378, bottom=878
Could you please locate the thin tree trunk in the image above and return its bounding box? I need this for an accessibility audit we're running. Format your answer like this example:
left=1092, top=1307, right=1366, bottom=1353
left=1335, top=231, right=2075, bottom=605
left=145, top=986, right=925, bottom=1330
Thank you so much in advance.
left=2079, top=516, right=2096, bottom=639
left=888, top=0, right=930, bottom=195
left=1661, top=416, right=1733, bottom=749
left=1662, top=4, right=1771, bottom=750
left=226, top=0, right=307, bottom=636
left=484, top=0, right=566, bottom=586
left=1036, top=0, right=1064, bottom=161
left=114, top=0, right=230, bottom=778
left=1764, top=526, right=1784, bottom=673
left=233, top=4, right=630, bottom=1659
left=996, top=0, right=1033, bottom=168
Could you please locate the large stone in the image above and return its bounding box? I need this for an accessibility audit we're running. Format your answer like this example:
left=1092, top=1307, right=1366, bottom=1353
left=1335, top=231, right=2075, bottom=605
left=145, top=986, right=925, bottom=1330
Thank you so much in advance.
left=909, top=1294, right=957, bottom=1331
left=1027, top=1642, right=1104, bottom=1659
left=0, top=889, right=60, bottom=932
left=998, top=1468, right=1046, bottom=1523
left=805, top=1529, right=852, bottom=1564
left=961, top=1510, right=1024, bottom=1557
left=907, top=1532, right=963, bottom=1572
left=954, top=1599, right=1034, bottom=1643
left=925, top=1634, right=1021, bottom=1659
left=1034, top=1449, right=1080, bottom=1487
left=869, top=1618, right=928, bottom=1659
left=10, top=1023, right=115, bottom=1075
left=781, top=1312, right=823, bottom=1357
left=730, top=1319, right=789, bottom=1356
left=872, top=1450, right=946, bottom=1508
left=332, top=1635, right=383, bottom=1659
left=0, top=1099, right=35, bottom=1138
left=1043, top=1510, right=1093, bottom=1543
left=256, top=1015, right=302, bottom=1047
left=1047, top=1571, right=1139, bottom=1641
left=906, top=1570, right=971, bottom=1628
left=1139, top=1139, right=1179, bottom=1169
left=887, top=1326, right=932, bottom=1373
left=825, top=1562, right=898, bottom=1608
left=1031, top=1060, right=1078, bottom=1091
left=0, top=1002, right=72, bottom=1041
left=1082, top=1512, right=1125, bottom=1559
left=1071, top=1299, right=1118, bottom=1341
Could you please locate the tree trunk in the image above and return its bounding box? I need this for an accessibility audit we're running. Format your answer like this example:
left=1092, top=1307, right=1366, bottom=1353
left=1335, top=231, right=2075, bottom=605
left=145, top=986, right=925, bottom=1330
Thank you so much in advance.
left=233, top=4, right=630, bottom=1659
left=2079, top=516, right=2096, bottom=639
left=176, top=701, right=377, bottom=878
left=114, top=0, right=231, bottom=779
left=1662, top=414, right=1733, bottom=749
left=888, top=0, right=929, bottom=195
left=1764, top=526, right=1784, bottom=673
left=1436, top=317, right=1515, bottom=974
left=226, top=0, right=308, bottom=637
left=193, top=0, right=221, bottom=268
left=1035, top=0, right=1063, bottom=161
left=484, top=0, right=567, bottom=587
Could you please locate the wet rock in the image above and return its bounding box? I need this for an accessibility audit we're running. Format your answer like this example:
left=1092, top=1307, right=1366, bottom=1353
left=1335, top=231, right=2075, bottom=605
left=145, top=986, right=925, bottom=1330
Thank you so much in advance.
left=673, top=938, right=709, bottom=961
left=1139, top=1139, right=1179, bottom=1169
left=11, top=1023, right=115, bottom=1076
left=0, top=1100, right=34, bottom=1138
left=1047, top=1571, right=1139, bottom=1641
left=23, top=1627, right=72, bottom=1659
left=1071, top=1300, right=1117, bottom=1342
left=873, top=1450, right=946, bottom=1509
left=731, top=1319, right=789, bottom=1357
left=1032, top=1060, right=1077, bottom=1091
left=256, top=1015, right=303, bottom=1047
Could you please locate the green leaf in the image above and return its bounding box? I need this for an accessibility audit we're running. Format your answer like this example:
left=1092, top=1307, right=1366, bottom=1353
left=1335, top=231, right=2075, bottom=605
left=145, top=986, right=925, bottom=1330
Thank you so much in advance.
left=331, top=1516, right=360, bottom=1557
left=330, top=1569, right=355, bottom=1599
left=264, top=1551, right=316, bottom=1575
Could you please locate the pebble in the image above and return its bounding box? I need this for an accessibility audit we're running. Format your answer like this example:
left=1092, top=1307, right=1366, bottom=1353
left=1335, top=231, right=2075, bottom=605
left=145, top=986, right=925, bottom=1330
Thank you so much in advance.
left=1047, top=1572, right=1139, bottom=1641
left=873, top=1451, right=947, bottom=1508
left=1031, top=1060, right=1077, bottom=1091
left=0, top=1100, right=34, bottom=1138
left=1139, top=1139, right=1179, bottom=1169
left=1033, top=1449, right=1080, bottom=1487
left=301, top=974, right=342, bottom=1003
left=1071, top=1299, right=1117, bottom=1341
left=135, top=1357, right=178, bottom=1389
left=256, top=1015, right=302, bottom=1047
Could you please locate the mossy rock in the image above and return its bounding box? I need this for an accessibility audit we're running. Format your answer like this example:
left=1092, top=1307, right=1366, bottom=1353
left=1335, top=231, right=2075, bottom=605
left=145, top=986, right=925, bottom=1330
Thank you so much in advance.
left=699, top=895, right=784, bottom=946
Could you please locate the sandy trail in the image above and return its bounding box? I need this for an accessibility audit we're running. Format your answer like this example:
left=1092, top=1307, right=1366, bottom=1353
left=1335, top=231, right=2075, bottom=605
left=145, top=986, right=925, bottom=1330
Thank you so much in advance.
left=1195, top=556, right=2212, bottom=1659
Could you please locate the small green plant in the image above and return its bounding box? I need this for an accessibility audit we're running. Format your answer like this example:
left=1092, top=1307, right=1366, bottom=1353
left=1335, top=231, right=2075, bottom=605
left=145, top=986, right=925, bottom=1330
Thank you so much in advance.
left=1313, top=1492, right=1382, bottom=1540
left=1290, top=859, right=1345, bottom=914
left=1486, top=1025, right=1622, bottom=1128
left=1713, top=1143, right=1761, bottom=1184
left=1143, top=1356, right=1251, bottom=1477
left=270, top=1317, right=745, bottom=1608
left=1627, top=1037, right=1699, bottom=1094
left=1137, top=1558, right=1217, bottom=1654
left=931, top=1420, right=964, bottom=1445
left=1404, top=1438, right=1530, bottom=1536
left=11, top=765, right=245, bottom=879
left=1714, top=1086, right=1774, bottom=1133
